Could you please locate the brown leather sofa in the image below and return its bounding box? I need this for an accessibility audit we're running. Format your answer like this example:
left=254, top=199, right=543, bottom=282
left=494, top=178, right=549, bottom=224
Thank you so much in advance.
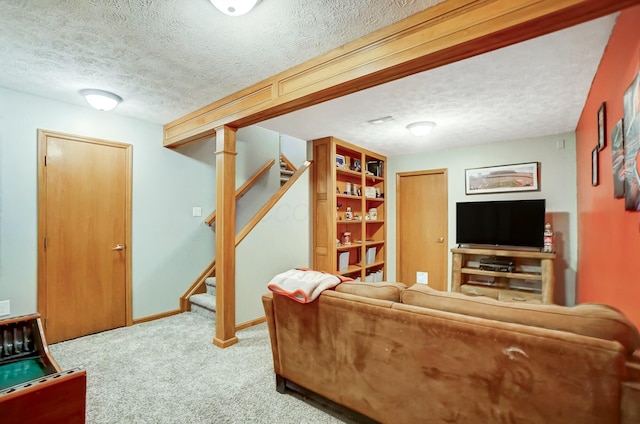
left=262, top=282, right=640, bottom=424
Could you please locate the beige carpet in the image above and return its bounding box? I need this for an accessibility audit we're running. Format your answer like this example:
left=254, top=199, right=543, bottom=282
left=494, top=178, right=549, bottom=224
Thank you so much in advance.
left=50, top=312, right=342, bottom=424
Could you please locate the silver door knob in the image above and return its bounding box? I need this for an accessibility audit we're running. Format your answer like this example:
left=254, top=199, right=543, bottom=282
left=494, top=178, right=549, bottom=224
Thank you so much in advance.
left=437, top=237, right=444, bottom=243
left=112, top=244, right=125, bottom=251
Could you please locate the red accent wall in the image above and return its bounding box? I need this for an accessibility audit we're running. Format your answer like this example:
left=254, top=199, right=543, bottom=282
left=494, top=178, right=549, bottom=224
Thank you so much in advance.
left=575, top=6, right=640, bottom=328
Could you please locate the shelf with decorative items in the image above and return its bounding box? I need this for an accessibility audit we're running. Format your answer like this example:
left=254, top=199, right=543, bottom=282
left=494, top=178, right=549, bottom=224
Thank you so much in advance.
left=312, top=136, right=386, bottom=281
left=450, top=247, right=556, bottom=304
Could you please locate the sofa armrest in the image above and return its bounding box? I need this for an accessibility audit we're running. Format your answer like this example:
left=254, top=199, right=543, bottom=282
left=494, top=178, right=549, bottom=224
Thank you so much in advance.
left=261, top=293, right=281, bottom=375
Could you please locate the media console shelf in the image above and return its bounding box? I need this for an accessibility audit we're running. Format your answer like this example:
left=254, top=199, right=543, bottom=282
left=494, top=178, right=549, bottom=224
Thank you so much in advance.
left=451, top=247, right=556, bottom=304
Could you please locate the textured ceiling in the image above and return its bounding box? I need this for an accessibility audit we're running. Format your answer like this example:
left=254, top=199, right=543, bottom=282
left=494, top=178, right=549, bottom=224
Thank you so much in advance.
left=260, top=14, right=618, bottom=156
left=0, top=0, right=443, bottom=125
left=0, top=1, right=617, bottom=155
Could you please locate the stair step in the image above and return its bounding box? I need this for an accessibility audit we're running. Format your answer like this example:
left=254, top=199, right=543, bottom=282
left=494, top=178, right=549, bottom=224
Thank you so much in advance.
left=281, top=169, right=294, bottom=176
left=205, top=277, right=216, bottom=295
left=190, top=293, right=216, bottom=320
left=191, top=304, right=215, bottom=320
left=190, top=293, right=216, bottom=309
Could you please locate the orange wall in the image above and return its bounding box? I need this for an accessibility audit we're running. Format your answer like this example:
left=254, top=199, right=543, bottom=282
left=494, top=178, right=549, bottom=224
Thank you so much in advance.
left=575, top=6, right=640, bottom=328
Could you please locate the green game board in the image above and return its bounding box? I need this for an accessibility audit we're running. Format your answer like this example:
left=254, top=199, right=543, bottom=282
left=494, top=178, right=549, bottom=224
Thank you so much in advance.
left=0, top=358, right=49, bottom=390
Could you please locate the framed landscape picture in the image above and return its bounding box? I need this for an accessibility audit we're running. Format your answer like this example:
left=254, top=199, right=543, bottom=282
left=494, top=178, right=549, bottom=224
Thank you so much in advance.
left=465, top=162, right=539, bottom=195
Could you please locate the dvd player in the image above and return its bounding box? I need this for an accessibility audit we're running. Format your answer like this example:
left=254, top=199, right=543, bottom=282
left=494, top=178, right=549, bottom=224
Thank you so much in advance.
left=479, top=256, right=515, bottom=272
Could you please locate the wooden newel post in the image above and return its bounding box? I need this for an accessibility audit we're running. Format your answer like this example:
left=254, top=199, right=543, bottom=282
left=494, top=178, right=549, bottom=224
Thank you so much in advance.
left=213, top=125, right=239, bottom=348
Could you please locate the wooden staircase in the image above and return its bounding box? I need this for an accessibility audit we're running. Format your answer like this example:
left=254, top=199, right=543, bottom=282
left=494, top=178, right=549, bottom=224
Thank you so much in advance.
left=189, top=277, right=216, bottom=319
left=279, top=154, right=296, bottom=186
left=181, top=157, right=312, bottom=319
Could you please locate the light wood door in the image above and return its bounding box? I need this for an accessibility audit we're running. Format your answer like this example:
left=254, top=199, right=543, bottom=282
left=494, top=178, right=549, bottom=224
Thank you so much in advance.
left=396, top=169, right=447, bottom=290
left=38, top=130, right=132, bottom=343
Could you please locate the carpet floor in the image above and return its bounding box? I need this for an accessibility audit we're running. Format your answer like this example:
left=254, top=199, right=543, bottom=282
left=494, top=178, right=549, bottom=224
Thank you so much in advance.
left=49, top=312, right=342, bottom=424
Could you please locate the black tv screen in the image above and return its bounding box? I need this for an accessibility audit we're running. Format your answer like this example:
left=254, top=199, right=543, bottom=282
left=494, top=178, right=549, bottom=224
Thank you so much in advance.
left=456, top=199, right=546, bottom=248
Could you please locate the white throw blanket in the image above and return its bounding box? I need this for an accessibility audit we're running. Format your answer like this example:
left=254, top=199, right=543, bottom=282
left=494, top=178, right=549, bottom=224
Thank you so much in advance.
left=267, top=268, right=352, bottom=304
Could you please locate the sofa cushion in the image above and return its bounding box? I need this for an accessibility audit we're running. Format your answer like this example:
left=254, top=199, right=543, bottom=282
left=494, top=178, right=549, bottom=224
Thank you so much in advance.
left=335, top=281, right=407, bottom=302
left=401, top=284, right=640, bottom=353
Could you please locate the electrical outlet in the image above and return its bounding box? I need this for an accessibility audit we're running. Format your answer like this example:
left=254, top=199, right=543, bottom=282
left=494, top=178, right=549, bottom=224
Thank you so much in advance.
left=0, top=300, right=10, bottom=316
left=416, top=272, right=428, bottom=284
left=192, top=207, right=202, bottom=217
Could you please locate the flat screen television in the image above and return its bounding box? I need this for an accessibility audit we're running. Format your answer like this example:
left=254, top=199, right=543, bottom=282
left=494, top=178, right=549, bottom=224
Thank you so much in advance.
left=456, top=199, right=546, bottom=248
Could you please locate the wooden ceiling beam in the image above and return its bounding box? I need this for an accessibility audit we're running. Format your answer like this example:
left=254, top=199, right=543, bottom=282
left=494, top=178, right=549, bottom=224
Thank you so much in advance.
left=163, top=0, right=640, bottom=148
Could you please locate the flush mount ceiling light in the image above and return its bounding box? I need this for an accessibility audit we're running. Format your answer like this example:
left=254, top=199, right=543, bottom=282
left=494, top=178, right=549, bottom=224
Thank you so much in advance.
left=79, top=89, right=122, bottom=111
left=209, top=0, right=260, bottom=16
left=407, top=121, right=436, bottom=137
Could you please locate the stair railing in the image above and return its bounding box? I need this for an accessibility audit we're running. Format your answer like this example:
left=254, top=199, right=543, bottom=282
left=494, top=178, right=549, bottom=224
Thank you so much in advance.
left=180, top=159, right=312, bottom=311
left=236, top=160, right=311, bottom=245
left=205, top=158, right=275, bottom=227
left=279, top=153, right=297, bottom=172
left=181, top=159, right=274, bottom=309
left=180, top=260, right=216, bottom=311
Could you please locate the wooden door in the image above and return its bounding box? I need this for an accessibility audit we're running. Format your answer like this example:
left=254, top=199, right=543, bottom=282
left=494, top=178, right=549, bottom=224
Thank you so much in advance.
left=37, top=130, right=132, bottom=343
left=396, top=169, right=448, bottom=290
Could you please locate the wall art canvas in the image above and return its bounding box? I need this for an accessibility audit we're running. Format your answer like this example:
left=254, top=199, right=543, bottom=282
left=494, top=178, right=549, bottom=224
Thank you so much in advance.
left=611, top=119, right=625, bottom=198
left=623, top=72, right=640, bottom=211
left=465, top=162, right=539, bottom=194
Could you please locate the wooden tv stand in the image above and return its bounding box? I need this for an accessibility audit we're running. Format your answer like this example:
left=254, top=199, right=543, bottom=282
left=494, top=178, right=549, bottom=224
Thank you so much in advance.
left=451, top=247, right=555, bottom=304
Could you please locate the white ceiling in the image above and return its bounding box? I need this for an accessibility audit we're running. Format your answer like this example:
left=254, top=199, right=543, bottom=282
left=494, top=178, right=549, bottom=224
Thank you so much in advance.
left=261, top=14, right=618, bottom=156
left=0, top=1, right=617, bottom=156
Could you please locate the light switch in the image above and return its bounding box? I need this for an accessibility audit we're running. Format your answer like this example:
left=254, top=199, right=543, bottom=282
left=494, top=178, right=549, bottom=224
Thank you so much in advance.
left=416, top=272, right=428, bottom=284
left=192, top=207, right=202, bottom=217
